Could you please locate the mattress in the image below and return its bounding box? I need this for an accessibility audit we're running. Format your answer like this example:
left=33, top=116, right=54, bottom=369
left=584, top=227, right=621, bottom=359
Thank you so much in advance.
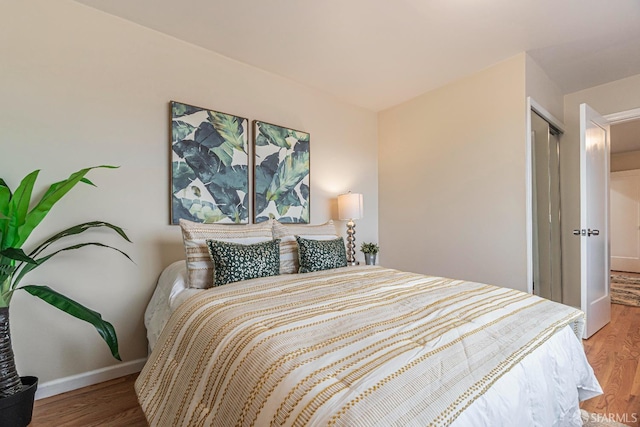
left=138, top=265, right=601, bottom=426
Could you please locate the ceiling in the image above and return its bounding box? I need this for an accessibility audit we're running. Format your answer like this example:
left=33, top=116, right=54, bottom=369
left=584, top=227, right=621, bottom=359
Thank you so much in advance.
left=73, top=0, right=640, bottom=111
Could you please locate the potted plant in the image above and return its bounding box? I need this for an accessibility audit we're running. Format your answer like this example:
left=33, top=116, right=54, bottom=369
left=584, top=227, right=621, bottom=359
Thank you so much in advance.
left=0, top=166, right=131, bottom=426
left=360, top=242, right=379, bottom=265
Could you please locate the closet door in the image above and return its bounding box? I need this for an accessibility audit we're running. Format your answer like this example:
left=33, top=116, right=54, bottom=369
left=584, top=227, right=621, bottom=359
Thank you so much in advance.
left=611, top=169, right=640, bottom=273
left=531, top=112, right=562, bottom=302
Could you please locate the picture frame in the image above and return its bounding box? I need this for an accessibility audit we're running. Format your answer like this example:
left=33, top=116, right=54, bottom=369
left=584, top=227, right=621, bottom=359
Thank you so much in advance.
left=170, top=101, right=249, bottom=224
left=253, top=120, right=310, bottom=223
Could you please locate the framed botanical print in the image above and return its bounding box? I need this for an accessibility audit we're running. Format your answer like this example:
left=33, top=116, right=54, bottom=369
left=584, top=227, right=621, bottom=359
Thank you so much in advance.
left=170, top=101, right=249, bottom=224
left=253, top=121, right=310, bottom=223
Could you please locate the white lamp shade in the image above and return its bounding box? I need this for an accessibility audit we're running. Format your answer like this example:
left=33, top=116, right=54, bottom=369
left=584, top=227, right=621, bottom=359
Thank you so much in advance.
left=338, top=192, right=363, bottom=220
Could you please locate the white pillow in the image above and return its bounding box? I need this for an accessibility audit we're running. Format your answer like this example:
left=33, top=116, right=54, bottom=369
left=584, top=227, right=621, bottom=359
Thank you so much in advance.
left=179, top=219, right=273, bottom=288
left=272, top=220, right=338, bottom=274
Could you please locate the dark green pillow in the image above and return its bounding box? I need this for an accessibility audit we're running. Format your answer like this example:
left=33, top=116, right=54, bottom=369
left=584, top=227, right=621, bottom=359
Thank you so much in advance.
left=206, top=239, right=281, bottom=286
left=295, top=236, right=347, bottom=273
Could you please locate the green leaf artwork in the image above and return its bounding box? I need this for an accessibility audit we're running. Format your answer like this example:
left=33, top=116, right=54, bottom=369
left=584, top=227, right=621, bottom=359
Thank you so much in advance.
left=253, top=121, right=310, bottom=223
left=170, top=101, right=249, bottom=224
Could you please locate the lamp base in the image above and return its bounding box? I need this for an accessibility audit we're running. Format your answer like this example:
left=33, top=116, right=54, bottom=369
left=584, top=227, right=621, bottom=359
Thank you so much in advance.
left=347, top=261, right=360, bottom=266
left=345, top=220, right=358, bottom=265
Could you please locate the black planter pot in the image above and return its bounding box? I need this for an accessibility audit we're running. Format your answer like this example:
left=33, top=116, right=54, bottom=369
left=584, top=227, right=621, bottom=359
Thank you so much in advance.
left=0, top=376, right=38, bottom=427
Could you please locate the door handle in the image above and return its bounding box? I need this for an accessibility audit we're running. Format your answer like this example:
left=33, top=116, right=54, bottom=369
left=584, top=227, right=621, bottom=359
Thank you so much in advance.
left=573, top=229, right=600, bottom=236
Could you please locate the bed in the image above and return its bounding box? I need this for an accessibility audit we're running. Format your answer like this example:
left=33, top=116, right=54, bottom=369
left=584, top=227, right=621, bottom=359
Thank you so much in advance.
left=136, top=261, right=601, bottom=426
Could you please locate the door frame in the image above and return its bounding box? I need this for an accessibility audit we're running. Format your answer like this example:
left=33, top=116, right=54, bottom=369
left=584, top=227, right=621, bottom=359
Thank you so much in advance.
left=604, top=107, right=640, bottom=125
left=526, top=97, right=565, bottom=294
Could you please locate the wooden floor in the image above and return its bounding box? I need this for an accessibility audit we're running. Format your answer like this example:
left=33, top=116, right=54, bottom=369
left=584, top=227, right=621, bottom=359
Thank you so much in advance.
left=31, top=304, right=640, bottom=426
left=31, top=373, right=146, bottom=426
left=581, top=303, right=640, bottom=427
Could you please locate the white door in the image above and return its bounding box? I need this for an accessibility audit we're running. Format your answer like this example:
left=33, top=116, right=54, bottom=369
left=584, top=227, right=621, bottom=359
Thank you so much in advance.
left=610, top=170, right=640, bottom=273
left=580, top=103, right=611, bottom=338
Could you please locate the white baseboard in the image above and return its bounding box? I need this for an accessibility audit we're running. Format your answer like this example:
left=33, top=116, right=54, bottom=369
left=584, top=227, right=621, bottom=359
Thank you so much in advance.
left=35, top=357, right=147, bottom=400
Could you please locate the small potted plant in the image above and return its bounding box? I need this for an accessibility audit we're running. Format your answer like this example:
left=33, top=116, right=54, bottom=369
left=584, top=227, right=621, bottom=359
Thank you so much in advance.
left=360, top=242, right=379, bottom=265
left=0, top=166, right=131, bottom=426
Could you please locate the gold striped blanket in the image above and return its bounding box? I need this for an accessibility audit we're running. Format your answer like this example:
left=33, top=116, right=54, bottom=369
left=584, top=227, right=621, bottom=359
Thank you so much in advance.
left=135, top=266, right=585, bottom=426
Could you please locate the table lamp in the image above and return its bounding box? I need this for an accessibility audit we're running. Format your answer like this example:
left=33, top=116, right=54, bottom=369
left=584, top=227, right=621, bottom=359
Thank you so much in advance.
left=338, top=192, right=363, bottom=265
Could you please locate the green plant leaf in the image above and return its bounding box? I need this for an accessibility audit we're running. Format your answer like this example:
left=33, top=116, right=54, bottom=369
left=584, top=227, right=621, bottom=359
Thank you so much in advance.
left=293, top=139, right=310, bottom=154
left=255, top=134, right=270, bottom=146
left=293, top=131, right=310, bottom=143
left=0, top=260, right=17, bottom=304
left=301, top=201, right=309, bottom=223
left=255, top=153, right=280, bottom=194
left=0, top=180, right=10, bottom=243
left=210, top=145, right=234, bottom=168
left=173, top=139, right=221, bottom=185
left=276, top=204, right=290, bottom=216
left=14, top=242, right=133, bottom=288
left=266, top=151, right=309, bottom=201
left=172, top=195, right=195, bottom=224
left=0, top=180, right=11, bottom=215
left=21, top=285, right=121, bottom=360
left=207, top=164, right=248, bottom=192
left=16, top=166, right=117, bottom=248
left=300, top=183, right=310, bottom=201
left=255, top=193, right=268, bottom=217
left=205, top=182, right=247, bottom=223
left=256, top=122, right=291, bottom=148
left=173, top=139, right=223, bottom=193
left=3, top=170, right=39, bottom=250
left=360, top=242, right=379, bottom=254
left=29, top=221, right=132, bottom=259
left=172, top=102, right=200, bottom=118
left=194, top=122, right=225, bottom=150
left=0, top=261, right=16, bottom=277
left=171, top=161, right=197, bottom=195
left=0, top=248, right=37, bottom=264
left=281, top=189, right=304, bottom=208
left=172, top=120, right=196, bottom=143
left=208, top=112, right=246, bottom=153
left=192, top=122, right=235, bottom=167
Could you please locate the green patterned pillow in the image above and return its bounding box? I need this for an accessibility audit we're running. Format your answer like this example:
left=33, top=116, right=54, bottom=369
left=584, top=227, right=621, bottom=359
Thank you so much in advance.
left=206, top=239, right=281, bottom=286
left=296, top=236, right=347, bottom=273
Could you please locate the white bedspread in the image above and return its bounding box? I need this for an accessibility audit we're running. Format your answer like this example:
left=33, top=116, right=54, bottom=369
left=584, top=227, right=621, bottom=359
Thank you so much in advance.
left=454, top=325, right=600, bottom=426
left=138, top=266, right=601, bottom=426
left=144, top=260, right=201, bottom=351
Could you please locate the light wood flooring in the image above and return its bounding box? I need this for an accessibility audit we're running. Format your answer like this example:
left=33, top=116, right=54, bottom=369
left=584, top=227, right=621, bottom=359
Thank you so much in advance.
left=31, top=304, right=640, bottom=426
left=581, top=303, right=640, bottom=426
left=31, top=374, right=146, bottom=426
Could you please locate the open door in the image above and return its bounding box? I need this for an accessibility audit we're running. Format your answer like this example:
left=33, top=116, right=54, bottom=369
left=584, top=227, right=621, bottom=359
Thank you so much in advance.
left=579, top=103, right=611, bottom=338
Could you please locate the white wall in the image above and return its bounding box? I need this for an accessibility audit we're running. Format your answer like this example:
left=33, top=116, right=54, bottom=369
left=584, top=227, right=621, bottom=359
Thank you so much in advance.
left=378, top=54, right=528, bottom=290
left=525, top=55, right=564, bottom=122
left=561, top=73, right=640, bottom=307
left=0, top=0, right=378, bottom=387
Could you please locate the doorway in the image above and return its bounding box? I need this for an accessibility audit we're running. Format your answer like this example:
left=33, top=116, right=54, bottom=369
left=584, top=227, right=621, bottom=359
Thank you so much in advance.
left=531, top=111, right=563, bottom=303
left=610, top=118, right=640, bottom=273
left=609, top=117, right=640, bottom=307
